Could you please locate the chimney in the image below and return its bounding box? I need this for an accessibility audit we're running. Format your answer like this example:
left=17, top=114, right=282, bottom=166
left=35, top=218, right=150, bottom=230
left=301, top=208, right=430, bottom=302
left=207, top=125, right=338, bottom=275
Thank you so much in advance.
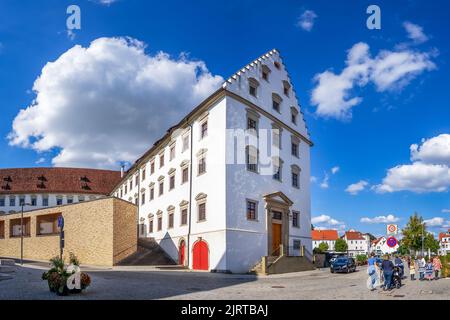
left=120, top=164, right=125, bottom=178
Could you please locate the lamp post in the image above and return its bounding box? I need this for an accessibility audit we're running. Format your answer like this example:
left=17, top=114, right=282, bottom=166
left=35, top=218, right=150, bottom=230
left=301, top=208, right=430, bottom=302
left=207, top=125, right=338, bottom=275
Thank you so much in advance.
left=421, top=222, right=425, bottom=257
left=20, top=202, right=31, bottom=265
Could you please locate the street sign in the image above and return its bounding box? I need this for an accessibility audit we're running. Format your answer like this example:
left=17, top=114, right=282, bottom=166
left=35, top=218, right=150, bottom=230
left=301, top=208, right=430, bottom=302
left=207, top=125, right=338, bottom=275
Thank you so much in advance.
left=58, top=215, right=64, bottom=229
left=386, top=236, right=398, bottom=248
left=386, top=224, right=398, bottom=235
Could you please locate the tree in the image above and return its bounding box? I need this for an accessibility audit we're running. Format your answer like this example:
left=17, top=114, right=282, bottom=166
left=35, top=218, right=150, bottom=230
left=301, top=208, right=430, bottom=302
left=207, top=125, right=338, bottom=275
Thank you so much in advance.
left=401, top=212, right=425, bottom=252
left=397, top=240, right=410, bottom=255
left=318, top=242, right=329, bottom=253
left=424, top=233, right=439, bottom=254
left=335, top=238, right=348, bottom=252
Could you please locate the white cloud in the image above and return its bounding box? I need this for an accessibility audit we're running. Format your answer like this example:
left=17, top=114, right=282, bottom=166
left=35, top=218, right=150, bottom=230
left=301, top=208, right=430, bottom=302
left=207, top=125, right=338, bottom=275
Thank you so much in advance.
left=360, top=214, right=399, bottom=224
left=331, top=166, right=340, bottom=174
left=375, top=134, right=450, bottom=193
left=91, top=0, right=118, bottom=5
left=8, top=37, right=223, bottom=169
left=311, top=41, right=435, bottom=119
left=320, top=173, right=329, bottom=189
left=403, top=22, right=428, bottom=44
left=345, top=180, right=369, bottom=195
left=424, top=217, right=445, bottom=227
left=312, top=214, right=346, bottom=230
left=35, top=157, right=46, bottom=164
left=410, top=134, right=450, bottom=165
left=310, top=176, right=318, bottom=183
left=296, top=10, right=318, bottom=32
left=443, top=209, right=450, bottom=213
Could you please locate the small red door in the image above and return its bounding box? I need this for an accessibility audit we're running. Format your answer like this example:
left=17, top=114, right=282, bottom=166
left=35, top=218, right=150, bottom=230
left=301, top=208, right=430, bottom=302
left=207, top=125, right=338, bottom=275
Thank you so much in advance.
left=193, top=240, right=209, bottom=270
left=179, top=240, right=186, bottom=265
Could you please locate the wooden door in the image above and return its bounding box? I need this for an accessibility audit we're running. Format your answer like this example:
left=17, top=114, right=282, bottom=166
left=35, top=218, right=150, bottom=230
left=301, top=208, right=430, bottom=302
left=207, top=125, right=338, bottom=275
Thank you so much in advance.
left=179, top=240, right=185, bottom=265
left=193, top=240, right=209, bottom=270
left=272, top=223, right=282, bottom=255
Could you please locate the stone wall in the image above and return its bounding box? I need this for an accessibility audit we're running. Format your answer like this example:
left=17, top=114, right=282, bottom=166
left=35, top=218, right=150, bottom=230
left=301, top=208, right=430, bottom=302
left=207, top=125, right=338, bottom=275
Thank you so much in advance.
left=0, top=197, right=137, bottom=266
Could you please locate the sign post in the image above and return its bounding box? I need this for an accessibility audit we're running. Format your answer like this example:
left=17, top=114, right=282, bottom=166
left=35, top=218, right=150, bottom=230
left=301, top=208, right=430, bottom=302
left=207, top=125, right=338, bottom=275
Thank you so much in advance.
left=386, top=224, right=398, bottom=236
left=58, top=215, right=65, bottom=260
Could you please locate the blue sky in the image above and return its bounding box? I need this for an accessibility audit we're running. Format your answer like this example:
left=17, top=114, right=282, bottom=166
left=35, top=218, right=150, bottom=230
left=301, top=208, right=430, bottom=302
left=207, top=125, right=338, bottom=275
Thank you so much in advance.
left=0, top=0, right=449, bottom=237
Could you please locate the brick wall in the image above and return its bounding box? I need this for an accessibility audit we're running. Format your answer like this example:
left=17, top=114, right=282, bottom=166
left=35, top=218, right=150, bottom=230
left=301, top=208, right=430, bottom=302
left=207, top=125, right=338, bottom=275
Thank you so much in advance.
left=0, top=197, right=137, bottom=266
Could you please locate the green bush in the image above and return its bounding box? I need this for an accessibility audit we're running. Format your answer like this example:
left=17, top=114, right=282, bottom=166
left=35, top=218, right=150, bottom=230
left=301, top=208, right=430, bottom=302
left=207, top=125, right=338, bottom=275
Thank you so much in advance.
left=356, top=254, right=368, bottom=265
left=440, top=255, right=450, bottom=278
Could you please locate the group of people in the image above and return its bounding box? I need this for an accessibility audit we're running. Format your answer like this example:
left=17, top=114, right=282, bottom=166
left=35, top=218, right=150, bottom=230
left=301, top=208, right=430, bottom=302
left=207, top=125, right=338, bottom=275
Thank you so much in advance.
left=367, top=253, right=443, bottom=291
left=408, top=255, right=442, bottom=281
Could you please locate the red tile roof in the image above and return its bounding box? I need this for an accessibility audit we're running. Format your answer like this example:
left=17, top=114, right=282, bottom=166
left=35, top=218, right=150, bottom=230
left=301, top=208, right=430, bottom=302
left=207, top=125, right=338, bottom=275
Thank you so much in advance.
left=0, top=168, right=121, bottom=195
left=439, top=230, right=450, bottom=242
left=345, top=231, right=366, bottom=240
left=372, top=237, right=384, bottom=246
left=311, top=229, right=339, bottom=241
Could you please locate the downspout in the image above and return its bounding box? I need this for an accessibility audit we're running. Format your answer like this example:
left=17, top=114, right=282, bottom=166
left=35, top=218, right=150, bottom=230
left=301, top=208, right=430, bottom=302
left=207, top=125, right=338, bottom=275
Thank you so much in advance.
left=186, top=121, right=194, bottom=268
left=137, top=166, right=141, bottom=238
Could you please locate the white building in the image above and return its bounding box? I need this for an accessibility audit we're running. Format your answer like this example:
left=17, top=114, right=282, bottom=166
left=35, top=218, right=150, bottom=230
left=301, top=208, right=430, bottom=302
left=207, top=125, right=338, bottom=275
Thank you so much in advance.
left=343, top=230, right=370, bottom=257
left=0, top=168, right=120, bottom=215
left=311, top=229, right=339, bottom=251
left=370, top=236, right=398, bottom=255
left=439, top=230, right=450, bottom=256
left=111, top=49, right=313, bottom=273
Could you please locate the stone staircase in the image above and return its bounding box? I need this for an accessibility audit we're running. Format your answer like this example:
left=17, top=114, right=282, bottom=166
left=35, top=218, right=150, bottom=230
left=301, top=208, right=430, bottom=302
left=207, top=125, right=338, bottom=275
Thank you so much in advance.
left=116, top=238, right=178, bottom=266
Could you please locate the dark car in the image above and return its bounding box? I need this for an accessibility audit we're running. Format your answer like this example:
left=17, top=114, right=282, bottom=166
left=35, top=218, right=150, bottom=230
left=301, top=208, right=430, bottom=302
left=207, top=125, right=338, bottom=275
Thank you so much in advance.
left=330, top=257, right=356, bottom=273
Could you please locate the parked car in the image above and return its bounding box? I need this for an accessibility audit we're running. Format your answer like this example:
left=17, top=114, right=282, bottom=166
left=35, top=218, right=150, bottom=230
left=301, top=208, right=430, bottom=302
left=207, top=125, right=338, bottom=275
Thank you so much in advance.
left=330, top=257, right=357, bottom=273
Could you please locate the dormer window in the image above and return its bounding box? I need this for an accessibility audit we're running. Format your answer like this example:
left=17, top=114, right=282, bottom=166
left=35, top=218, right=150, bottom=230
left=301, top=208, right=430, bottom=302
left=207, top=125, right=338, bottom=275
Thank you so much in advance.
left=283, top=80, right=291, bottom=97
left=262, top=65, right=271, bottom=81
left=248, top=78, right=259, bottom=97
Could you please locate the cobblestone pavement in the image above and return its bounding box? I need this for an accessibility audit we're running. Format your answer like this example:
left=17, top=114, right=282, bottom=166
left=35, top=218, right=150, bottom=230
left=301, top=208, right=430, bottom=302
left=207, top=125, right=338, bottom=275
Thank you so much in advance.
left=1, top=264, right=449, bottom=300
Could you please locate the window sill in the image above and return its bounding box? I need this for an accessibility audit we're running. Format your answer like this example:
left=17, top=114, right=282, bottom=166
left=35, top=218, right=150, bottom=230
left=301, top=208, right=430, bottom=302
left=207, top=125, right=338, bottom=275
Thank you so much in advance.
left=247, top=219, right=259, bottom=222
left=36, top=233, right=59, bottom=237
left=246, top=169, right=259, bottom=174
left=197, top=172, right=206, bottom=177
left=197, top=219, right=207, bottom=223
left=10, top=235, right=31, bottom=238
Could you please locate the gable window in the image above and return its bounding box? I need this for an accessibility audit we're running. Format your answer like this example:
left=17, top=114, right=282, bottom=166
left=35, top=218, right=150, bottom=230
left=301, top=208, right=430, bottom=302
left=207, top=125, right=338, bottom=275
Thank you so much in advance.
left=149, top=217, right=154, bottom=233
left=291, top=107, right=298, bottom=125
left=182, top=167, right=189, bottom=183
left=197, top=149, right=207, bottom=176
left=262, top=64, right=271, bottom=81
left=149, top=184, right=155, bottom=201
left=283, top=80, right=291, bottom=97
left=67, top=197, right=73, bottom=204
left=130, top=179, right=133, bottom=191
left=246, top=200, right=258, bottom=221
left=135, top=175, right=139, bottom=186
left=292, top=211, right=299, bottom=228
left=31, top=196, right=37, bottom=206
left=9, top=197, right=15, bottom=207
left=170, top=144, right=176, bottom=161
left=196, top=193, right=207, bottom=222
left=159, top=152, right=165, bottom=168
left=150, top=160, right=155, bottom=174
left=141, top=191, right=146, bottom=205
left=291, top=141, right=299, bottom=158
left=19, top=196, right=25, bottom=206
left=181, top=208, right=188, bottom=225
left=182, top=134, right=190, bottom=152
left=157, top=213, right=162, bottom=231
left=159, top=181, right=164, bottom=196
left=200, top=121, right=208, bottom=139
left=169, top=174, right=175, bottom=190
left=247, top=117, right=257, bottom=131
left=248, top=77, right=259, bottom=97
left=168, top=206, right=175, bottom=229
left=56, top=197, right=63, bottom=206
left=272, top=93, right=282, bottom=113
left=42, top=197, right=49, bottom=207
left=142, top=168, right=146, bottom=181
left=120, top=188, right=123, bottom=198
left=291, top=165, right=300, bottom=189
left=246, top=145, right=258, bottom=173
left=125, top=184, right=128, bottom=194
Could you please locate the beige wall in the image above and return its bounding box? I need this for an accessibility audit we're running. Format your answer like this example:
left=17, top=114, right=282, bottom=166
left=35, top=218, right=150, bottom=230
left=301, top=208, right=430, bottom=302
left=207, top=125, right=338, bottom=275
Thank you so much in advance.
left=0, top=197, right=137, bottom=267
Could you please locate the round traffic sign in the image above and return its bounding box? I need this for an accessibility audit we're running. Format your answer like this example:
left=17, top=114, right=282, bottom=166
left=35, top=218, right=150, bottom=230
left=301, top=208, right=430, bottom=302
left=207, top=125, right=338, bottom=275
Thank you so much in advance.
left=386, top=236, right=397, bottom=248
left=388, top=225, right=396, bottom=233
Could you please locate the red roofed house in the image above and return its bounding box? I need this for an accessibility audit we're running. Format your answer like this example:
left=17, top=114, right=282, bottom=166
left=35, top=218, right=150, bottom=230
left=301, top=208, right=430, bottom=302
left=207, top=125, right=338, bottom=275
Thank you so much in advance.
left=342, top=229, right=370, bottom=257
left=312, top=229, right=339, bottom=251
left=0, top=167, right=121, bottom=215
left=439, top=230, right=450, bottom=256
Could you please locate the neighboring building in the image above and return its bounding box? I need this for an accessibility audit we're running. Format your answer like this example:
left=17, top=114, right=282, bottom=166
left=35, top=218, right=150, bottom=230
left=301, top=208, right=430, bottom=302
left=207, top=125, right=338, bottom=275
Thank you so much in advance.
left=311, top=229, right=339, bottom=251
left=342, top=230, right=370, bottom=257
left=370, top=236, right=398, bottom=255
left=0, top=168, right=121, bottom=214
left=439, top=230, right=450, bottom=256
left=111, top=49, right=313, bottom=273
left=0, top=197, right=137, bottom=266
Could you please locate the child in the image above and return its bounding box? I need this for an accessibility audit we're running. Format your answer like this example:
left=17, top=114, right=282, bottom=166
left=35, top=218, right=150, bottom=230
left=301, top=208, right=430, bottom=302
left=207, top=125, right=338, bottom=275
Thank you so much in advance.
left=418, top=256, right=426, bottom=280
left=409, top=257, right=416, bottom=281
left=425, top=259, right=434, bottom=281
left=432, top=256, right=442, bottom=280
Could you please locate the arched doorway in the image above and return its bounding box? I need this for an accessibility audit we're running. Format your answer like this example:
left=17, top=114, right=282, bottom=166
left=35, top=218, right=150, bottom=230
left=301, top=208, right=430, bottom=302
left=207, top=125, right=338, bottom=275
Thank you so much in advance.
left=192, top=240, right=209, bottom=270
left=179, top=240, right=186, bottom=265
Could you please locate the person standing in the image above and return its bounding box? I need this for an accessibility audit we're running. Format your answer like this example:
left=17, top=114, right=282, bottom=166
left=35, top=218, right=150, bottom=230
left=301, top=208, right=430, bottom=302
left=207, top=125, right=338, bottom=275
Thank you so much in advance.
left=409, top=256, right=416, bottom=281
left=367, top=253, right=379, bottom=290
left=418, top=256, right=426, bottom=281
left=432, top=256, right=442, bottom=280
left=425, top=259, right=434, bottom=281
left=381, top=254, right=394, bottom=290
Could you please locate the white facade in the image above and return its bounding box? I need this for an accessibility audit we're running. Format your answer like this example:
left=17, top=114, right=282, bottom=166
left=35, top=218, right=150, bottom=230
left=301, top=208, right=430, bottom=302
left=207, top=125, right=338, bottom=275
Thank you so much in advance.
left=0, top=194, right=102, bottom=215
left=343, top=231, right=371, bottom=257
left=439, top=234, right=450, bottom=256
left=370, top=236, right=398, bottom=255
left=312, top=240, right=336, bottom=251
left=112, top=50, right=312, bottom=273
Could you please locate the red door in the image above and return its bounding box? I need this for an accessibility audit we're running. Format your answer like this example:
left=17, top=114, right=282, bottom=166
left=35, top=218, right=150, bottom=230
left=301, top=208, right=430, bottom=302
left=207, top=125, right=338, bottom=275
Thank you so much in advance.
left=179, top=240, right=186, bottom=265
left=193, top=240, right=209, bottom=270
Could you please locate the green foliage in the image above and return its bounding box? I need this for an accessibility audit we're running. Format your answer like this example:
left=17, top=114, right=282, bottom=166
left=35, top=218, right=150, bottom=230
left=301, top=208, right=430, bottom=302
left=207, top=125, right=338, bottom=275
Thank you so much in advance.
left=318, top=242, right=329, bottom=252
left=440, top=255, right=450, bottom=278
left=397, top=242, right=410, bottom=255
left=424, top=233, right=439, bottom=253
left=356, top=254, right=367, bottom=264
left=401, top=212, right=438, bottom=253
left=335, top=238, right=348, bottom=252
left=49, top=256, right=64, bottom=272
